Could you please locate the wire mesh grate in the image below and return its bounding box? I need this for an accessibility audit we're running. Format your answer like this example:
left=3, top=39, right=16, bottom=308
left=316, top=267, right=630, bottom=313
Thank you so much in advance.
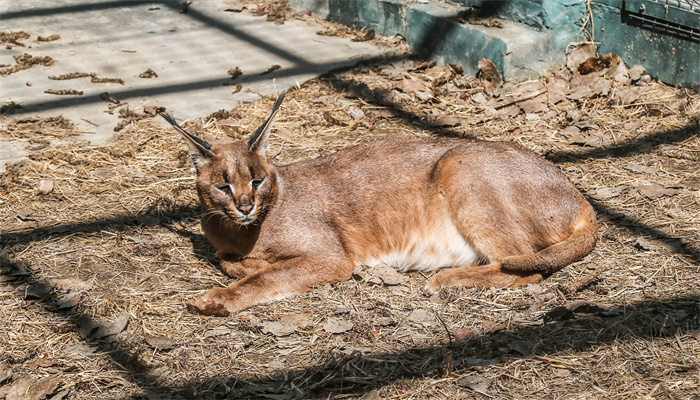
left=647, top=0, right=700, bottom=14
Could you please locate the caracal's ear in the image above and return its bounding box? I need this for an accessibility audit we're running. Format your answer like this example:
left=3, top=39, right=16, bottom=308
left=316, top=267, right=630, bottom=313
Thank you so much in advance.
left=159, top=111, right=214, bottom=169
left=246, top=92, right=286, bottom=156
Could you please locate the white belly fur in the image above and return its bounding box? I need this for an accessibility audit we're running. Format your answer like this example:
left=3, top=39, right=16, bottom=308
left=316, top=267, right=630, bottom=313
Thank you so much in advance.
left=361, top=218, right=480, bottom=272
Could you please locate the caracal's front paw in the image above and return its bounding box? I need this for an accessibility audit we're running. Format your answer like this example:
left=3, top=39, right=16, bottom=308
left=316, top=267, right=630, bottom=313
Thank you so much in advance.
left=220, top=263, right=249, bottom=280
left=187, top=288, right=231, bottom=316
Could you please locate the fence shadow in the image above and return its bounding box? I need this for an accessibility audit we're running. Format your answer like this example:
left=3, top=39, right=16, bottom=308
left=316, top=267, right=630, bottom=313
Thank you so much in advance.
left=1, top=1, right=698, bottom=399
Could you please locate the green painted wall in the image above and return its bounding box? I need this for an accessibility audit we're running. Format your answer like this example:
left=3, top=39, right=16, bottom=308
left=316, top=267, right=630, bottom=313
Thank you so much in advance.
left=591, top=0, right=699, bottom=89
left=289, top=0, right=699, bottom=88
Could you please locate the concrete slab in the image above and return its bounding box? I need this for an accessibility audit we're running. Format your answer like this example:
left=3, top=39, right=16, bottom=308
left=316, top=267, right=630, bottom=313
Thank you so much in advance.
left=0, top=0, right=393, bottom=171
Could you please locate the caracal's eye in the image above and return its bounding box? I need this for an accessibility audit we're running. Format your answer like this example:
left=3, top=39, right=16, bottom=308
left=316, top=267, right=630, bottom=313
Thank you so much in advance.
left=251, top=178, right=264, bottom=190
left=215, top=184, right=232, bottom=195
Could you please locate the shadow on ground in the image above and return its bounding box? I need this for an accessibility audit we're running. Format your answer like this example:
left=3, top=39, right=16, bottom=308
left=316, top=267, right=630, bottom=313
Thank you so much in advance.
left=1, top=1, right=698, bottom=398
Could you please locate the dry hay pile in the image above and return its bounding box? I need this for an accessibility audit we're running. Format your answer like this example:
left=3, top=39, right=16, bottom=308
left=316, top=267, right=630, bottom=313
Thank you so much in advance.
left=1, top=40, right=699, bottom=400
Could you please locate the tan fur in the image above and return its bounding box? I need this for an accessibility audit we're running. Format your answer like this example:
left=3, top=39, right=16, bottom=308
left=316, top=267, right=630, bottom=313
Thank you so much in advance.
left=160, top=94, right=597, bottom=316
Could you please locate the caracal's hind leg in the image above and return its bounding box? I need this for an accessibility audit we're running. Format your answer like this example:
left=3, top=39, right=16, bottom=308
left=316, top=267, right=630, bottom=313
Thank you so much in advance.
left=425, top=263, right=542, bottom=294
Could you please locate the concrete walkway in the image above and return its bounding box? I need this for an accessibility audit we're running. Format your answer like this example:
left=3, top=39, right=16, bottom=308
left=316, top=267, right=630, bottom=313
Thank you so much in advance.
left=0, top=0, right=392, bottom=171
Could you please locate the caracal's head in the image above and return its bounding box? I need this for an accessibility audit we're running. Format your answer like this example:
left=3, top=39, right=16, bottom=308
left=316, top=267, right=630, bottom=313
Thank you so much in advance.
left=160, top=93, right=285, bottom=226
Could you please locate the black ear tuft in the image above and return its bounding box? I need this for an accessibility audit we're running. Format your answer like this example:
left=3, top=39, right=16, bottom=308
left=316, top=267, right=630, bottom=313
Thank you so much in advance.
left=247, top=92, right=286, bottom=155
left=159, top=110, right=214, bottom=168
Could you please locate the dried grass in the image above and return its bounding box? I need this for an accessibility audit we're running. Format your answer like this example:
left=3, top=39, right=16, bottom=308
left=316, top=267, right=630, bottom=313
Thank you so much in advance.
left=1, top=15, right=699, bottom=400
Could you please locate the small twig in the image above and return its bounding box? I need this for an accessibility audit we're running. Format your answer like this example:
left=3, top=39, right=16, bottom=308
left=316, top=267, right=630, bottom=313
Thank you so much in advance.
left=562, top=264, right=607, bottom=294
left=81, top=118, right=98, bottom=126
left=433, top=307, right=454, bottom=375
left=308, top=357, right=351, bottom=390
left=494, top=89, right=547, bottom=109
left=273, top=139, right=286, bottom=159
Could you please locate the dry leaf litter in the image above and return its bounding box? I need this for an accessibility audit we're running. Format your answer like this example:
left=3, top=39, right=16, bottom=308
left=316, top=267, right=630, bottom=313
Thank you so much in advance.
left=0, top=6, right=699, bottom=400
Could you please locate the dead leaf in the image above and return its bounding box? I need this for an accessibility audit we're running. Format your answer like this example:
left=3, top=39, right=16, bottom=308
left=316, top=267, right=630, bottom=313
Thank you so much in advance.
left=261, top=64, right=281, bottom=75
left=507, top=339, right=534, bottom=355
left=628, top=65, right=646, bottom=81
left=623, top=121, right=642, bottom=131
left=49, top=278, right=94, bottom=292
left=566, top=109, right=583, bottom=122
left=624, top=163, right=656, bottom=174
left=477, top=59, right=502, bottom=96
left=260, top=321, right=297, bottom=337
left=561, top=125, right=586, bottom=145
left=525, top=283, right=544, bottom=295
left=373, top=87, right=404, bottom=105
left=590, top=78, right=612, bottom=97
left=5, top=377, right=33, bottom=400
left=481, top=320, right=505, bottom=332
left=6, top=375, right=61, bottom=400
left=0, top=362, right=12, bottom=383
left=499, top=105, right=520, bottom=117
left=457, top=376, right=492, bottom=395
left=380, top=59, right=417, bottom=77
left=635, top=237, right=682, bottom=253
left=589, top=186, right=625, bottom=200
left=366, top=265, right=406, bottom=286
left=204, top=326, right=233, bottom=339
left=432, top=115, right=461, bottom=127
left=414, top=90, right=432, bottom=102
left=64, top=343, right=97, bottom=360
left=471, top=92, right=487, bottom=104
left=544, top=306, right=575, bottom=322
left=340, top=346, right=372, bottom=356
left=134, top=215, right=160, bottom=225
left=449, top=64, right=464, bottom=75
left=614, top=87, right=642, bottom=106
left=408, top=309, right=434, bottom=326
left=453, top=327, right=475, bottom=341
left=227, top=66, right=242, bottom=80
left=21, top=282, right=51, bottom=299
left=578, top=53, right=617, bottom=75
left=89, top=312, right=129, bottom=339
left=56, top=292, right=81, bottom=309
left=401, top=77, right=425, bottom=93
left=280, top=313, right=313, bottom=329
left=36, top=180, right=53, bottom=195
left=463, top=357, right=500, bottom=367
left=575, top=120, right=599, bottom=130
left=223, top=3, right=247, bottom=12
left=145, top=333, right=178, bottom=350
left=607, top=57, right=629, bottom=84
left=359, top=389, right=382, bottom=400
left=546, top=75, right=568, bottom=104
left=76, top=315, right=99, bottom=338
left=566, top=44, right=598, bottom=73
left=567, top=84, right=592, bottom=100
left=351, top=29, right=375, bottom=42
left=637, top=183, right=681, bottom=198
left=567, top=300, right=607, bottom=313
left=322, top=318, right=353, bottom=334
left=89, top=167, right=116, bottom=180
left=518, top=94, right=548, bottom=114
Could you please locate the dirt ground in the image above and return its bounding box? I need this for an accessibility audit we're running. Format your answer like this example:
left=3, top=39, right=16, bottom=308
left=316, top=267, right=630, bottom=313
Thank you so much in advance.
left=1, top=7, right=700, bottom=400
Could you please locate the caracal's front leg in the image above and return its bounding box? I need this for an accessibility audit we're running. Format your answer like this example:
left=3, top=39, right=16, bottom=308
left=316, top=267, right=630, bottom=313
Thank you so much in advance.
left=188, top=256, right=354, bottom=316
left=219, top=256, right=270, bottom=279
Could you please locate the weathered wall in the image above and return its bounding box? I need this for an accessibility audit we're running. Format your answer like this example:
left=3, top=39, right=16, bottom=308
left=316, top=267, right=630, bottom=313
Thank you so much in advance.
left=290, top=0, right=699, bottom=88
